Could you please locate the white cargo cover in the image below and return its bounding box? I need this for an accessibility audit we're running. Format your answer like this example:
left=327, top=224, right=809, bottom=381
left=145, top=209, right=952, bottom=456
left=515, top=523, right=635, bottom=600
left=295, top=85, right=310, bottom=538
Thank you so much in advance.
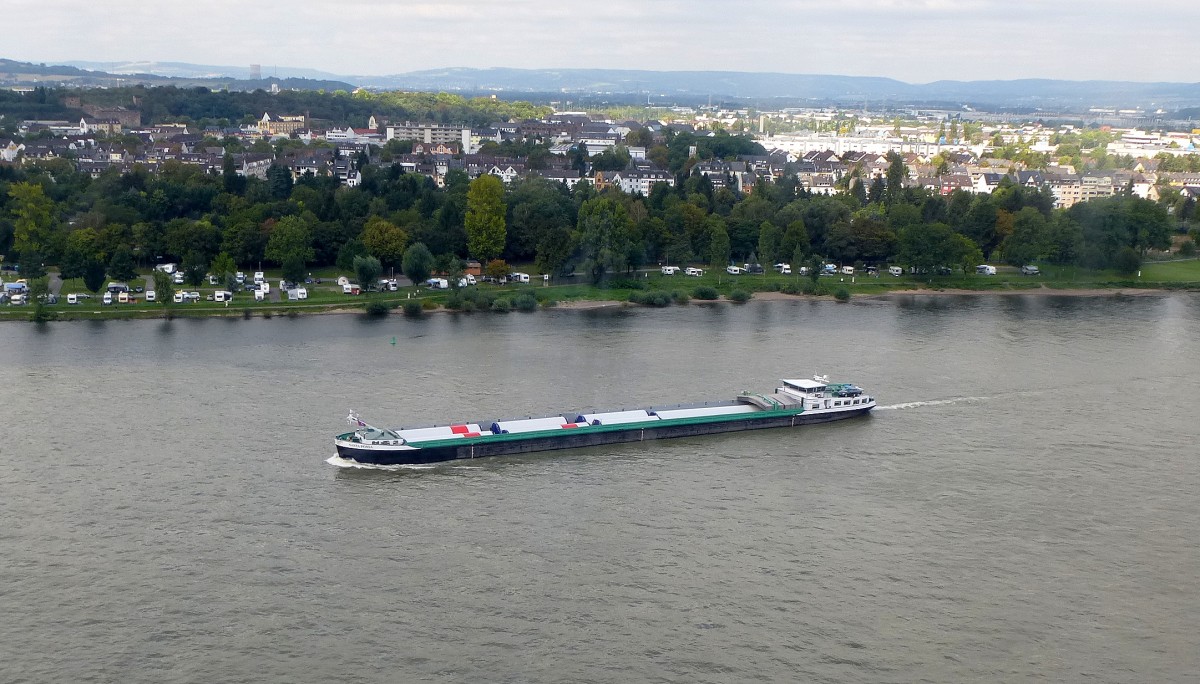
left=398, top=424, right=484, bottom=441
left=652, top=405, right=758, bottom=420
left=578, top=409, right=658, bottom=426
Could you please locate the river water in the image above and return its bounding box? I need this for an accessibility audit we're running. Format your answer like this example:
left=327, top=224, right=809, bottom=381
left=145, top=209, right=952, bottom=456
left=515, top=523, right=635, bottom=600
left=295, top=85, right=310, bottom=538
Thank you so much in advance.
left=2, top=294, right=1198, bottom=683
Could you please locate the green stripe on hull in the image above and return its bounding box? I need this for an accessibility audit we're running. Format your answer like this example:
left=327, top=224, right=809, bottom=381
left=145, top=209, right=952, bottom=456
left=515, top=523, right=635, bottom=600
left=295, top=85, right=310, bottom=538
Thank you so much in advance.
left=397, top=408, right=808, bottom=450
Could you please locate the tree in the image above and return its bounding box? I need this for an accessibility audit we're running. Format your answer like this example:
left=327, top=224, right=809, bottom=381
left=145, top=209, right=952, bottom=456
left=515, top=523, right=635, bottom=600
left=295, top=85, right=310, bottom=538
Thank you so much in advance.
left=779, top=220, right=809, bottom=262
left=707, top=222, right=731, bottom=270
left=264, top=216, right=315, bottom=265
left=210, top=252, right=236, bottom=283
left=152, top=270, right=174, bottom=309
left=757, top=221, right=782, bottom=265
left=401, top=242, right=435, bottom=286
left=282, top=253, right=306, bottom=284
left=336, top=238, right=368, bottom=272
left=885, top=151, right=906, bottom=204
left=28, top=277, right=52, bottom=322
left=574, top=197, right=633, bottom=283
left=360, top=216, right=410, bottom=268
left=465, top=174, right=507, bottom=262
left=353, top=255, right=383, bottom=290
left=108, top=246, right=138, bottom=283
left=83, top=259, right=107, bottom=294
left=181, top=251, right=208, bottom=286
left=484, top=259, right=511, bottom=280
left=8, top=182, right=57, bottom=259
left=1001, top=207, right=1049, bottom=266
left=60, top=228, right=102, bottom=280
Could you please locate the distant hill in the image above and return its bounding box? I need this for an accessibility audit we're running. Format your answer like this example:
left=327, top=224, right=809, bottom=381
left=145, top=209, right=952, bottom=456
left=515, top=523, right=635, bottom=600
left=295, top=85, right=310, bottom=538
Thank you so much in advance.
left=2, top=58, right=353, bottom=92
left=14, top=59, right=1200, bottom=111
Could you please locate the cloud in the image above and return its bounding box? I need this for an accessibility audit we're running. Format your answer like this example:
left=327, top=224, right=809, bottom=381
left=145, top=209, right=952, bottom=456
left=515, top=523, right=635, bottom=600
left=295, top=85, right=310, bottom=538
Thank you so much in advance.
left=5, top=0, right=1200, bottom=82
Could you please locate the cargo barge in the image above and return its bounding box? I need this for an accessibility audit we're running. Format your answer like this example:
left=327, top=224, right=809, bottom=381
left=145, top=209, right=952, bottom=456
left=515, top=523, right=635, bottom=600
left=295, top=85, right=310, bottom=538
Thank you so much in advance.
left=332, top=376, right=874, bottom=466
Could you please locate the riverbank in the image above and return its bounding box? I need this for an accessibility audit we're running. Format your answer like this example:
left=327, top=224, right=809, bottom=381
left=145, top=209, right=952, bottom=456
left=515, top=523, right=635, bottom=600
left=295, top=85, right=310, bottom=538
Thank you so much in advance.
left=4, top=284, right=1188, bottom=322
left=3, top=260, right=1197, bottom=321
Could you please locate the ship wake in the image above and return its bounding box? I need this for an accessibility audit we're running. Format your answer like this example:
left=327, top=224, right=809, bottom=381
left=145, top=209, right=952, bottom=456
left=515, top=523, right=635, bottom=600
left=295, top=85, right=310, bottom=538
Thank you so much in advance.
left=325, top=455, right=438, bottom=470
left=875, top=396, right=990, bottom=411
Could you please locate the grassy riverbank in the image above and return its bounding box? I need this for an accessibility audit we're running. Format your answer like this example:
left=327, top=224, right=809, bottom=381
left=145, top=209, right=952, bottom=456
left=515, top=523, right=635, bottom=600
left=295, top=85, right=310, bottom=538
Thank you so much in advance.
left=3, top=259, right=1198, bottom=322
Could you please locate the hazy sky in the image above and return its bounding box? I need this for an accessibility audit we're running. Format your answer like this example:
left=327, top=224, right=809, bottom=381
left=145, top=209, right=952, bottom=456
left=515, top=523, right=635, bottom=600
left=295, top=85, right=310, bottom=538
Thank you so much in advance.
left=9, top=0, right=1199, bottom=83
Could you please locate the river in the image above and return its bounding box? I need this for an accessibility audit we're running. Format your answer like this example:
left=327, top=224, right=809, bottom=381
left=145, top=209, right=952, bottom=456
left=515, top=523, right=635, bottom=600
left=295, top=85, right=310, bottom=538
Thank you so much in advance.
left=2, top=294, right=1198, bottom=683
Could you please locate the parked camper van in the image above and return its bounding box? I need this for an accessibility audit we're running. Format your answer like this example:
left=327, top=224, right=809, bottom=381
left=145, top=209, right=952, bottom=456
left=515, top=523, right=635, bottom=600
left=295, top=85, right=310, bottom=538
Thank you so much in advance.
left=145, top=290, right=156, bottom=303
left=888, top=266, right=904, bottom=277
left=726, top=265, right=744, bottom=275
left=976, top=265, right=997, bottom=275
left=510, top=272, right=531, bottom=284
left=214, top=290, right=233, bottom=302
left=661, top=266, right=680, bottom=275
left=685, top=267, right=704, bottom=277
left=840, top=266, right=855, bottom=276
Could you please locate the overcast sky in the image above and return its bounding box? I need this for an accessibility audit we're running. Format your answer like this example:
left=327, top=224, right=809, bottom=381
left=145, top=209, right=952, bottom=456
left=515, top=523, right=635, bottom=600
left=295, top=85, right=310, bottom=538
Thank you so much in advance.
left=9, top=0, right=1199, bottom=83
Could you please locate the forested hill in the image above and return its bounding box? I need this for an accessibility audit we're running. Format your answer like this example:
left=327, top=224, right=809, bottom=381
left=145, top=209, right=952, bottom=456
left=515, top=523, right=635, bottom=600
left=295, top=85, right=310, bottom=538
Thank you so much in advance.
left=0, top=86, right=551, bottom=129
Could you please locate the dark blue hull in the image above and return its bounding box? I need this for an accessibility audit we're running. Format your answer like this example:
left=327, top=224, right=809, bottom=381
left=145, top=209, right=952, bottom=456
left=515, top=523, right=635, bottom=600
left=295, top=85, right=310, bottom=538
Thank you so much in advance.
left=335, top=407, right=871, bottom=466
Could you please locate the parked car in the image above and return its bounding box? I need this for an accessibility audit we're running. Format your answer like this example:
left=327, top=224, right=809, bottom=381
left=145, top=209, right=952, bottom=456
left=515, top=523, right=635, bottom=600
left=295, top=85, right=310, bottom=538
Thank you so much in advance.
left=685, top=267, right=704, bottom=277
left=1021, top=265, right=1041, bottom=276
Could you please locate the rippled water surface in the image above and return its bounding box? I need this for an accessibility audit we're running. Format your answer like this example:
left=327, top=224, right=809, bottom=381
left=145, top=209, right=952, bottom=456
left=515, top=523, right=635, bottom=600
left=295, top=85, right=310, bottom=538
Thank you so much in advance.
left=2, top=295, right=1199, bottom=682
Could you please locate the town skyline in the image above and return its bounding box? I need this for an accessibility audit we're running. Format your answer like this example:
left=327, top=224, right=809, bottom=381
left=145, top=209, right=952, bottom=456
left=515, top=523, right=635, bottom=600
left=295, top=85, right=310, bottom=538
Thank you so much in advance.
left=8, top=0, right=1200, bottom=84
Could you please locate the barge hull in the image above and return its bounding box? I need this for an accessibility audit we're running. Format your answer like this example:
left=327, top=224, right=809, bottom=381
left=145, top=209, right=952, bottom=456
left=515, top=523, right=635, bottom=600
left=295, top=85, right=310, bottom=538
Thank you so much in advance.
left=336, top=406, right=870, bottom=466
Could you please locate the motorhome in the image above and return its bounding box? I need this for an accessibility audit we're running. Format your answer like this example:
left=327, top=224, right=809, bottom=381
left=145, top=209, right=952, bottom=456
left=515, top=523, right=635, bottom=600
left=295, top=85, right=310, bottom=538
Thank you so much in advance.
left=510, top=272, right=531, bottom=284
left=661, top=266, right=680, bottom=275
left=685, top=267, right=704, bottom=277
left=888, top=266, right=904, bottom=277
left=976, top=265, right=997, bottom=275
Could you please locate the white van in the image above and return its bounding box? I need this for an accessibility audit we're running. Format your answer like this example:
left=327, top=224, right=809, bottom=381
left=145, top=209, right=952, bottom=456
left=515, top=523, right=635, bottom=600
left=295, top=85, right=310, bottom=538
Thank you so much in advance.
left=888, top=266, right=904, bottom=277
left=172, top=272, right=185, bottom=284
left=841, top=266, right=855, bottom=275
left=253, top=271, right=265, bottom=283
left=173, top=291, right=185, bottom=303
left=10, top=293, right=26, bottom=305
left=685, top=267, right=704, bottom=277
left=214, top=290, right=233, bottom=302
left=726, top=265, right=744, bottom=275
left=510, top=272, right=530, bottom=284
left=102, top=292, right=113, bottom=305
left=774, top=263, right=791, bottom=274
left=254, top=289, right=265, bottom=301
left=661, top=266, right=680, bottom=275
left=145, top=290, right=156, bottom=303
left=976, top=264, right=997, bottom=275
